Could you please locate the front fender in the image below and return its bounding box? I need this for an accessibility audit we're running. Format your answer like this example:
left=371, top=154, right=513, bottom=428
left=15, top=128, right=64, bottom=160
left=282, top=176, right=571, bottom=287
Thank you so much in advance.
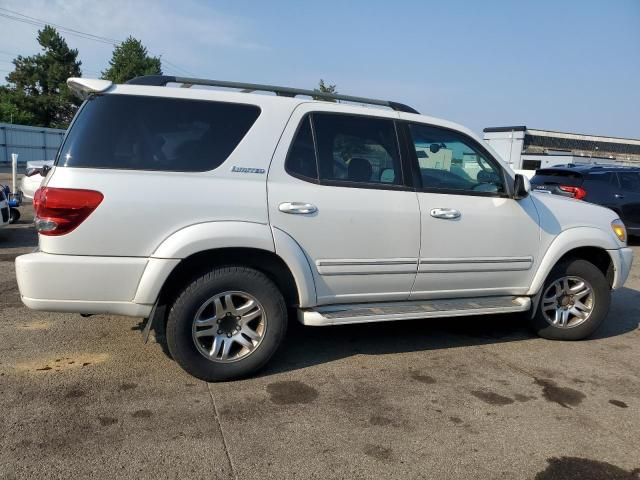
left=527, top=226, right=621, bottom=295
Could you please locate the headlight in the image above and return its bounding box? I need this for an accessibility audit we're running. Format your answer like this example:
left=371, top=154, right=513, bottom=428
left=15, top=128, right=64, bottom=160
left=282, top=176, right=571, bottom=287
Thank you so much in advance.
left=611, top=219, right=627, bottom=243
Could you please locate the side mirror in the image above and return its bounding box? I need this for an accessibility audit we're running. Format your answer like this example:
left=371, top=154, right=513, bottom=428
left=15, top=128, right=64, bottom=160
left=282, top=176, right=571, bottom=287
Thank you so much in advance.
left=25, top=165, right=51, bottom=178
left=513, top=173, right=530, bottom=200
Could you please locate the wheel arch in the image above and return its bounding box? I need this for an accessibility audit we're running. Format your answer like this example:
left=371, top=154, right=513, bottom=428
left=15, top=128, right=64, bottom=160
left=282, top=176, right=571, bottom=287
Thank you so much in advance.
left=528, top=227, right=619, bottom=295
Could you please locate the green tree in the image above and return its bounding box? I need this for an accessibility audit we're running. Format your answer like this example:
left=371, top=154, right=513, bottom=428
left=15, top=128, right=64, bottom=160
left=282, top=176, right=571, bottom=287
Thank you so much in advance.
left=313, top=79, right=337, bottom=101
left=102, top=37, right=162, bottom=84
left=0, top=25, right=82, bottom=128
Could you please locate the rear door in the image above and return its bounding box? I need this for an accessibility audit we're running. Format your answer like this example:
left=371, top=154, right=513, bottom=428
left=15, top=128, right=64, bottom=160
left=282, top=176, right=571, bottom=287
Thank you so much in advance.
left=616, top=171, right=640, bottom=231
left=268, top=105, right=421, bottom=305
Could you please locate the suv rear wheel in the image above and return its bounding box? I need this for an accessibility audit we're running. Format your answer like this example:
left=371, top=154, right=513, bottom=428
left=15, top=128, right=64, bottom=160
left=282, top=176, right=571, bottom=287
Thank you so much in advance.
left=166, top=266, right=287, bottom=381
left=530, top=259, right=610, bottom=340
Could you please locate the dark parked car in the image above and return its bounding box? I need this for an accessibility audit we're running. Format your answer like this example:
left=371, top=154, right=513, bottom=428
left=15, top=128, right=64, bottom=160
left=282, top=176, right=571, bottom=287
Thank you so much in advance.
left=531, top=165, right=640, bottom=237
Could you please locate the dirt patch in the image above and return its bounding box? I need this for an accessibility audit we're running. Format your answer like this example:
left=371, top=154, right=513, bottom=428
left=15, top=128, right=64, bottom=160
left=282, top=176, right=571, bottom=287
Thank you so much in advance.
left=534, top=378, right=585, bottom=409
left=13, top=353, right=109, bottom=373
left=266, top=381, right=318, bottom=405
left=16, top=320, right=52, bottom=331
left=470, top=390, right=514, bottom=406
left=535, top=456, right=639, bottom=480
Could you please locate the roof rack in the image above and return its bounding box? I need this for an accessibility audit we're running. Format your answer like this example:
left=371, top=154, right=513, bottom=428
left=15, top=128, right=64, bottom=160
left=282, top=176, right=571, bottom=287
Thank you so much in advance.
left=126, top=75, right=420, bottom=114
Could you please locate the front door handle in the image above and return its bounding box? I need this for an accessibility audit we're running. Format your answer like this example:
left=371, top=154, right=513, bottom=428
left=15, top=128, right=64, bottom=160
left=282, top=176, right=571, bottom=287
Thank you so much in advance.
left=430, top=208, right=461, bottom=219
left=279, top=202, right=318, bottom=215
left=614, top=194, right=624, bottom=199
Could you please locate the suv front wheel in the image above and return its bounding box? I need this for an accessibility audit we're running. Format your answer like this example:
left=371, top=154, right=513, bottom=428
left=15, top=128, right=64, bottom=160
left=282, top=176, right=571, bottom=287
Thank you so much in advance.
left=166, top=266, right=287, bottom=381
left=530, top=259, right=611, bottom=340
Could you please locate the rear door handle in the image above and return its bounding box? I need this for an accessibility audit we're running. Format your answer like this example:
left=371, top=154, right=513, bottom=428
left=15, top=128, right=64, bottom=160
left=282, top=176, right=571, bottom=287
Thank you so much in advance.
left=279, top=202, right=318, bottom=215
left=430, top=208, right=461, bottom=219
left=614, top=194, right=624, bottom=199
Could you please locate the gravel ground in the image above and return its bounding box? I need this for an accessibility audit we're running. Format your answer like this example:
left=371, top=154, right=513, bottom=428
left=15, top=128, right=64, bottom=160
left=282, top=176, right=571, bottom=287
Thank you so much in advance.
left=1, top=172, right=638, bottom=479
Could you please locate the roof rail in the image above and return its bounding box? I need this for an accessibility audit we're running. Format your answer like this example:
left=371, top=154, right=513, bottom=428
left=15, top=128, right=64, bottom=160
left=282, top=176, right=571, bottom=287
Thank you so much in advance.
left=126, top=75, right=420, bottom=114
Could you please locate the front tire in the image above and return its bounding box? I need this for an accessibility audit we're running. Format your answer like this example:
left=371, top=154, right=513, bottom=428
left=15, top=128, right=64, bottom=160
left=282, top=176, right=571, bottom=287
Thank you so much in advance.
left=166, top=266, right=287, bottom=381
left=530, top=259, right=610, bottom=340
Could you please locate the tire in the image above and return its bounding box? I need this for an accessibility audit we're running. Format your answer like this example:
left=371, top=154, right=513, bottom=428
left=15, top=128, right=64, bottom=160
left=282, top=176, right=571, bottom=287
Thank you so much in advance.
left=529, top=259, right=610, bottom=340
left=9, top=208, right=20, bottom=224
left=166, top=266, right=287, bottom=381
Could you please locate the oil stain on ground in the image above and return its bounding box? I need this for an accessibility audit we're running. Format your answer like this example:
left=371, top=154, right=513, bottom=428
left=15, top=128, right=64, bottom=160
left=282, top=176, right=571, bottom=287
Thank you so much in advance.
left=535, top=456, right=640, bottom=480
left=470, top=390, right=514, bottom=406
left=609, top=399, right=628, bottom=408
left=535, top=378, right=585, bottom=408
left=409, top=370, right=437, bottom=384
left=98, top=416, right=118, bottom=427
left=266, top=381, right=318, bottom=405
left=363, top=444, right=393, bottom=462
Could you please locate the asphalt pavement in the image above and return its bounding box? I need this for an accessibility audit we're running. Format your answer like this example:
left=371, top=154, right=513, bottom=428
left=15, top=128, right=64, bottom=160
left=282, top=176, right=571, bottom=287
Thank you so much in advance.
left=1, top=174, right=638, bottom=479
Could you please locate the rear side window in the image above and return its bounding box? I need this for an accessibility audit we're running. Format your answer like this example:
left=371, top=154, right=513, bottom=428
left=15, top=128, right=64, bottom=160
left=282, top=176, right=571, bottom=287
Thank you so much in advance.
left=285, top=117, right=318, bottom=181
left=58, top=94, right=260, bottom=172
left=587, top=172, right=615, bottom=184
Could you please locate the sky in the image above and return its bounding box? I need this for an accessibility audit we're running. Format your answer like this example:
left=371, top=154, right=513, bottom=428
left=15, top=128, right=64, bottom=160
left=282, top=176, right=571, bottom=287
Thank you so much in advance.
left=0, top=0, right=639, bottom=138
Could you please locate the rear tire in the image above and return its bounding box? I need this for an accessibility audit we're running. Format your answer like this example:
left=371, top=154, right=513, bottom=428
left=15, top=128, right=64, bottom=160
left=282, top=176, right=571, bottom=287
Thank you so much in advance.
left=166, top=266, right=287, bottom=381
left=530, top=259, right=610, bottom=340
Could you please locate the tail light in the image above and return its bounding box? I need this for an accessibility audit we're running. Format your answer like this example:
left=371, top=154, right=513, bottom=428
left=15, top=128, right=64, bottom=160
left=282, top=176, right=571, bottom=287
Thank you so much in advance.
left=33, top=187, right=103, bottom=236
left=558, top=185, right=587, bottom=200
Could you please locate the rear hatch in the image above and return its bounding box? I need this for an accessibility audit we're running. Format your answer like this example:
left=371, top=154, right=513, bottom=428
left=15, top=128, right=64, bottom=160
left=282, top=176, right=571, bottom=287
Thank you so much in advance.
left=36, top=89, right=273, bottom=257
left=530, top=169, right=586, bottom=199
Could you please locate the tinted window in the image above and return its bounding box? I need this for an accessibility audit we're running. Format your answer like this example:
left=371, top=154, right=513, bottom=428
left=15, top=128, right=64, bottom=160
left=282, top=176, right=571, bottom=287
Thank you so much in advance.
left=313, top=113, right=402, bottom=185
left=285, top=117, right=318, bottom=180
left=58, top=94, right=260, bottom=171
left=531, top=169, right=583, bottom=187
left=618, top=172, right=640, bottom=191
left=522, top=159, right=542, bottom=170
left=587, top=172, right=615, bottom=184
left=408, top=124, right=504, bottom=194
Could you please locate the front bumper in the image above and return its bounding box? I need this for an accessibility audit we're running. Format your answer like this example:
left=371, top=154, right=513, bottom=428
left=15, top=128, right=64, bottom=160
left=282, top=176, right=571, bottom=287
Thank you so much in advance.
left=15, top=252, right=156, bottom=317
left=608, top=247, right=634, bottom=290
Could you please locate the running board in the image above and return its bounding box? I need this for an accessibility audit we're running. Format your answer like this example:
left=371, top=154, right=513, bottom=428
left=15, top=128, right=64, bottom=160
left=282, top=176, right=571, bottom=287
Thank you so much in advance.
left=299, top=296, right=531, bottom=326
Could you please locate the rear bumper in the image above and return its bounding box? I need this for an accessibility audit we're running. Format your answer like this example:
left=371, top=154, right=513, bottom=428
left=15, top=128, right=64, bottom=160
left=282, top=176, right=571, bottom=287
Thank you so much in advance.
left=14, top=252, right=173, bottom=317
left=608, top=247, right=634, bottom=290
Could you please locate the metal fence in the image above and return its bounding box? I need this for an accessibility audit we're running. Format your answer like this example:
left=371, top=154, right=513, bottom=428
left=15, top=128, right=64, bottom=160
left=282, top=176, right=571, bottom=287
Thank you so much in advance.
left=0, top=122, right=66, bottom=165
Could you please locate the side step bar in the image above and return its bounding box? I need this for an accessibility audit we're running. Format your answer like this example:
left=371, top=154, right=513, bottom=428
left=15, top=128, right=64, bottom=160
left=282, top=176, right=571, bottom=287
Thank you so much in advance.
left=299, top=296, right=531, bottom=326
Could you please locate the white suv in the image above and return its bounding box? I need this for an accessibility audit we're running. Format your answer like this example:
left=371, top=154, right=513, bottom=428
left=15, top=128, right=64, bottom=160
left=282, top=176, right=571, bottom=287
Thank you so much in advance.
left=15, top=76, right=634, bottom=381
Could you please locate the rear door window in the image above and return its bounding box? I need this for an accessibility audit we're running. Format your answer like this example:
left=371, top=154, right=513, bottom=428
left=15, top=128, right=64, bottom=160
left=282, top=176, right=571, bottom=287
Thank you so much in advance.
left=312, top=113, right=402, bottom=186
left=58, top=94, right=260, bottom=172
left=618, top=172, right=640, bottom=192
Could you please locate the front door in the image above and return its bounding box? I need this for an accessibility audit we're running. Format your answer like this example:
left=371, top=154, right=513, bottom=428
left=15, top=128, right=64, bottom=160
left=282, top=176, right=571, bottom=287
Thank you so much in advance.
left=401, top=120, right=541, bottom=299
left=268, top=107, right=420, bottom=305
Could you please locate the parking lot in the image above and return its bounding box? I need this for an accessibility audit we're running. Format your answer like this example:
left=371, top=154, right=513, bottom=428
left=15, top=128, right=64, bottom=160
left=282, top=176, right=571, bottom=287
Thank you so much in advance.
left=1, top=173, right=639, bottom=480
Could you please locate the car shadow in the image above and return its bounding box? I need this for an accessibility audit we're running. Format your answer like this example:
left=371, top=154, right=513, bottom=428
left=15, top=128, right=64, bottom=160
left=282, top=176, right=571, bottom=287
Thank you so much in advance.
left=261, top=286, right=640, bottom=377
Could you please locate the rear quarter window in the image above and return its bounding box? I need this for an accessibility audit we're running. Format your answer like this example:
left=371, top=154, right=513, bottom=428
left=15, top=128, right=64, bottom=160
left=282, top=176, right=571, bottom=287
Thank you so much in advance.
left=57, top=94, right=260, bottom=172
